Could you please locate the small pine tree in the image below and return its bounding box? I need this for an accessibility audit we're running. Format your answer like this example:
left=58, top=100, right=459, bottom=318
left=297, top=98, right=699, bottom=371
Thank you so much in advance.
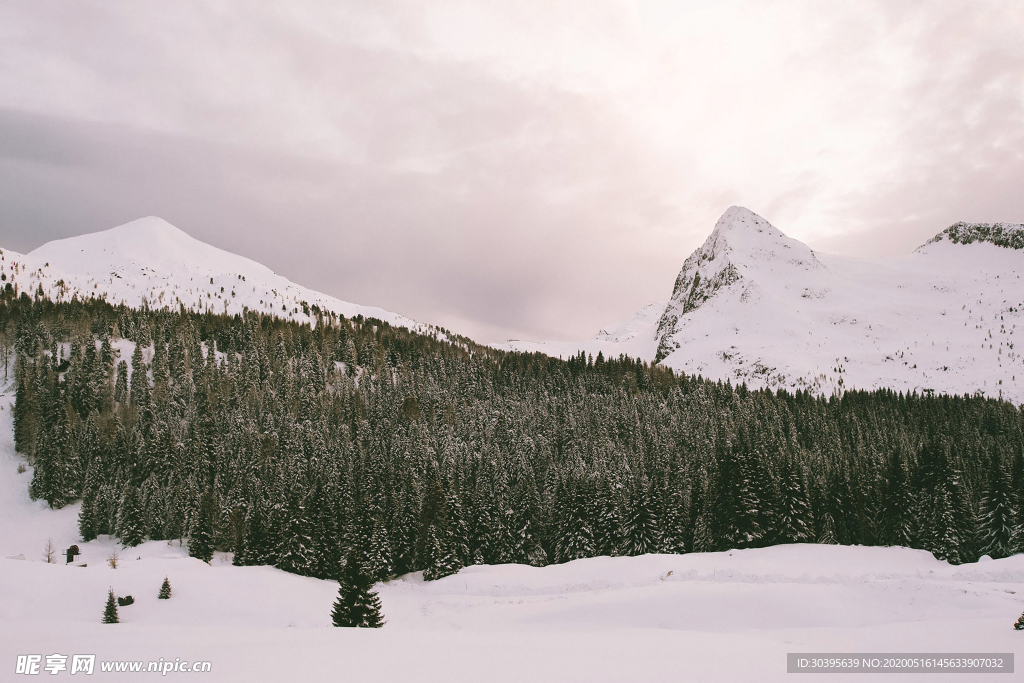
left=158, top=577, right=172, bottom=600
left=332, top=551, right=384, bottom=628
left=102, top=588, right=119, bottom=624
left=1014, top=611, right=1024, bottom=631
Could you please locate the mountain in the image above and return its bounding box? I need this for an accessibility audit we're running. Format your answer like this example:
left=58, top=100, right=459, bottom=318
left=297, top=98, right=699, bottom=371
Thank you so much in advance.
left=504, top=207, right=1024, bottom=403
left=0, top=216, right=430, bottom=334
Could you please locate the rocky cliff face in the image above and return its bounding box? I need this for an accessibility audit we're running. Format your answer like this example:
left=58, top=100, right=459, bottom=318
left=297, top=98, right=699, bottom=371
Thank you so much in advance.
left=920, top=221, right=1024, bottom=251
left=655, top=206, right=822, bottom=361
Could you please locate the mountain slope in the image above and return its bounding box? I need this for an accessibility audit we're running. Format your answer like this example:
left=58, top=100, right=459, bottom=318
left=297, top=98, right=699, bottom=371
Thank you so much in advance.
left=0, top=217, right=429, bottom=333
left=504, top=207, right=1024, bottom=403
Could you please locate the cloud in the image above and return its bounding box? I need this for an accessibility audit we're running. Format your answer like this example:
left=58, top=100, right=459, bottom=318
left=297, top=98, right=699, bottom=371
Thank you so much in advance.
left=1, top=1, right=1022, bottom=342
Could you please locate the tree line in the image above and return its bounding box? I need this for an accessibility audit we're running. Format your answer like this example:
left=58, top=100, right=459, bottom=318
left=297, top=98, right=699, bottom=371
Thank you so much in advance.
left=2, top=288, right=1022, bottom=586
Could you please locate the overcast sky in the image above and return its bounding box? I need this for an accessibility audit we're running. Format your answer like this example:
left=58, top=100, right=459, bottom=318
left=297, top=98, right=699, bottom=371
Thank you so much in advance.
left=1, top=1, right=1022, bottom=343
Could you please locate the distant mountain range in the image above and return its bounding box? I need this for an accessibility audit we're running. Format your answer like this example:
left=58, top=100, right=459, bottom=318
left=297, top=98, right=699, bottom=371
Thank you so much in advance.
left=3, top=208, right=1022, bottom=401
left=503, top=207, right=1024, bottom=403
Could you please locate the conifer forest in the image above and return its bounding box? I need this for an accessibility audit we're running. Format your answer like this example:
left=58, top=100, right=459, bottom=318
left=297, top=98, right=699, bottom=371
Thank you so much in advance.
left=4, top=289, right=1023, bottom=585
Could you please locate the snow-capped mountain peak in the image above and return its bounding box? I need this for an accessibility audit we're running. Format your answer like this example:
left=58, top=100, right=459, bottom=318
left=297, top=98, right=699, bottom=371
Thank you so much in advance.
left=2, top=217, right=430, bottom=334
left=29, top=216, right=279, bottom=285
left=654, top=207, right=822, bottom=361
left=502, top=206, right=1024, bottom=403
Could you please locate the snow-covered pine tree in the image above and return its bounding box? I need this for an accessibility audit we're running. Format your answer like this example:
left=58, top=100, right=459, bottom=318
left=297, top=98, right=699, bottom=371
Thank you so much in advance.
left=421, top=523, right=461, bottom=581
left=116, top=484, right=146, bottom=548
left=102, top=588, right=119, bottom=624
left=332, top=551, right=384, bottom=628
left=1011, top=450, right=1024, bottom=555
left=711, top=428, right=763, bottom=550
left=817, top=512, right=838, bottom=545
left=979, top=458, right=1016, bottom=559
left=623, top=480, right=661, bottom=556
left=554, top=482, right=596, bottom=563
left=129, top=341, right=149, bottom=408
left=591, top=479, right=624, bottom=557
left=188, top=488, right=216, bottom=563
left=418, top=464, right=463, bottom=581
left=78, top=493, right=97, bottom=542
left=158, top=577, right=172, bottom=599
left=777, top=460, right=812, bottom=544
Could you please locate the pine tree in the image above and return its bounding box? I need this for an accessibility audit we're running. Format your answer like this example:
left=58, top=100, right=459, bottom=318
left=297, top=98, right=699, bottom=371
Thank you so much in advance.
left=623, top=481, right=661, bottom=556
left=418, top=465, right=463, bottom=581
left=554, top=482, right=596, bottom=563
left=117, top=485, right=147, bottom=548
left=114, top=360, right=129, bottom=404
left=276, top=489, right=315, bottom=576
left=979, top=460, right=1016, bottom=559
left=777, top=461, right=812, bottom=544
left=1015, top=611, right=1024, bottom=631
left=102, top=588, right=119, bottom=624
left=129, top=342, right=149, bottom=408
left=188, top=488, right=216, bottom=563
left=79, top=493, right=98, bottom=543
left=331, top=551, right=384, bottom=628
left=158, top=577, right=172, bottom=599
left=817, top=512, right=838, bottom=545
left=591, top=480, right=623, bottom=557
left=421, top=523, right=461, bottom=581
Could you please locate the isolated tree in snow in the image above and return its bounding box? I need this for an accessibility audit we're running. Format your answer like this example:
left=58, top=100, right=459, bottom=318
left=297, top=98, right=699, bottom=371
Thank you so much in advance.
left=158, top=576, right=172, bottom=599
left=1015, top=611, right=1024, bottom=631
left=102, top=588, right=119, bottom=624
left=331, top=551, right=384, bottom=628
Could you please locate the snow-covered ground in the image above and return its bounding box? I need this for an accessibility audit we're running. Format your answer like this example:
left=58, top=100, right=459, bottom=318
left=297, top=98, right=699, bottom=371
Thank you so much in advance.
left=502, top=207, right=1024, bottom=403
left=1, top=395, right=1021, bottom=681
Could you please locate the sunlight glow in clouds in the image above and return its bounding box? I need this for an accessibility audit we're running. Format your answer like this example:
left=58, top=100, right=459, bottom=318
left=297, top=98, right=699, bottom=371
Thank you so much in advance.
left=1, top=0, right=1022, bottom=342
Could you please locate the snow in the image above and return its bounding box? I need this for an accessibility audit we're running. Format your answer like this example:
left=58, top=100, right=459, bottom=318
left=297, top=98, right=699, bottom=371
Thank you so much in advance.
left=502, top=207, right=1024, bottom=403
left=1, top=395, right=1022, bottom=681
left=0, top=217, right=431, bottom=335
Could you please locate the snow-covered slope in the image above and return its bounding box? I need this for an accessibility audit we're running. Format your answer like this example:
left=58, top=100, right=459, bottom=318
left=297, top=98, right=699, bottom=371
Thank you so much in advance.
left=2, top=392, right=1023, bottom=681
left=504, top=207, right=1024, bottom=403
left=0, top=217, right=427, bottom=333
left=596, top=302, right=664, bottom=343
left=501, top=302, right=663, bottom=361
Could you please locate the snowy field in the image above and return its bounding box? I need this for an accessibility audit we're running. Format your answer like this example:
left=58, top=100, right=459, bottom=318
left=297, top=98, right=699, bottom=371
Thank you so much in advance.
left=1, top=399, right=1022, bottom=681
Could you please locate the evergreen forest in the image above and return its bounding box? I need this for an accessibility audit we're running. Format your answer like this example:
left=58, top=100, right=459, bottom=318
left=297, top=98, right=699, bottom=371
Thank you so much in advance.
left=3, top=287, right=1022, bottom=585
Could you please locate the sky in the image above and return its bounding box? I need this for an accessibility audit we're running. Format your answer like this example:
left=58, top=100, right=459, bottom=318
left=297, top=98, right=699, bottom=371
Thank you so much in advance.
left=1, top=1, right=1023, bottom=343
